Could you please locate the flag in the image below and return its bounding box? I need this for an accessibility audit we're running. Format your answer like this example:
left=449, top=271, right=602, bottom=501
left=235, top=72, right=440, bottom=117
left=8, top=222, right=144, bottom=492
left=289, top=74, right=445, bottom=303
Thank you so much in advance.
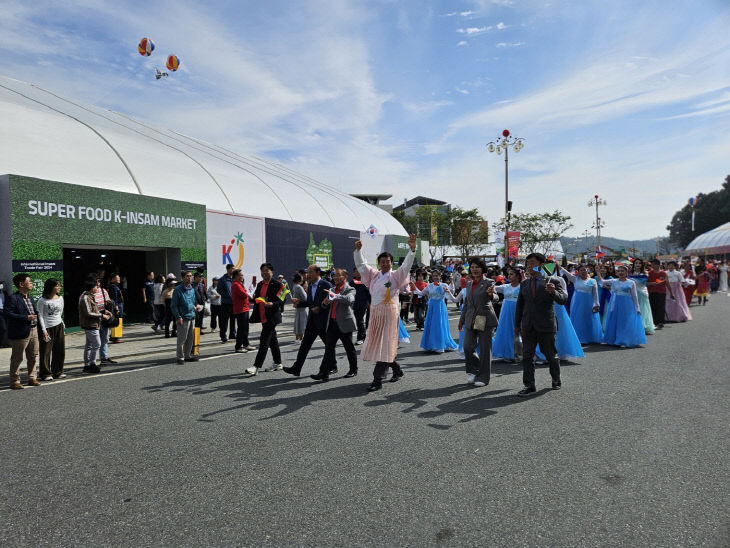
left=276, top=286, right=290, bottom=301
left=543, top=262, right=556, bottom=275
left=254, top=297, right=267, bottom=304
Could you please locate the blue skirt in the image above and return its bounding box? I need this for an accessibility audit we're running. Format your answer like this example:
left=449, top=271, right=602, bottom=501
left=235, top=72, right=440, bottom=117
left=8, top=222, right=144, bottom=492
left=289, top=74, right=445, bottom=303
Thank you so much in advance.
left=421, top=298, right=457, bottom=352
left=569, top=291, right=603, bottom=344
left=537, top=303, right=585, bottom=360
left=603, top=294, right=647, bottom=347
left=492, top=300, right=517, bottom=359
left=398, top=318, right=410, bottom=343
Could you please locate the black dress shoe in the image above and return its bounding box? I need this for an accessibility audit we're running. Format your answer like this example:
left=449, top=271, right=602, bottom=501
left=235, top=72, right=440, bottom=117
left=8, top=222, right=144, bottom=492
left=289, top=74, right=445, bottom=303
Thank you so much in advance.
left=310, top=373, right=329, bottom=382
left=328, top=367, right=338, bottom=375
left=186, top=356, right=200, bottom=362
left=282, top=367, right=300, bottom=377
left=517, top=386, right=537, bottom=396
left=367, top=381, right=382, bottom=392
left=344, top=370, right=358, bottom=378
left=552, top=382, right=561, bottom=390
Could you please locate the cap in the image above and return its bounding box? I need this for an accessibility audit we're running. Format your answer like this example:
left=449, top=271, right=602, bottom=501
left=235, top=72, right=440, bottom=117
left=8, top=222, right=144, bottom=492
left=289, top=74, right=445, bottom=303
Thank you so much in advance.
left=212, top=277, right=219, bottom=281
left=167, top=273, right=176, bottom=279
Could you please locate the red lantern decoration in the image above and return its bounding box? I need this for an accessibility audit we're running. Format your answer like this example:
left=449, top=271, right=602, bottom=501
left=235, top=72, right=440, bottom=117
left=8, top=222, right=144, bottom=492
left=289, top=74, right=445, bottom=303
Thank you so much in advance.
left=502, top=129, right=510, bottom=137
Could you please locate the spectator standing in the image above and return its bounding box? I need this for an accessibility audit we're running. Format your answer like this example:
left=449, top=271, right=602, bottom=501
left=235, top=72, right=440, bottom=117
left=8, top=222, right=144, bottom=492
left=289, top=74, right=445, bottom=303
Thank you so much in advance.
left=108, top=273, right=124, bottom=343
left=152, top=274, right=165, bottom=333
left=171, top=271, right=200, bottom=364
left=290, top=273, right=308, bottom=341
left=216, top=263, right=236, bottom=343
left=0, top=280, right=8, bottom=347
left=142, top=271, right=155, bottom=323
left=93, top=276, right=118, bottom=364
left=161, top=276, right=178, bottom=338
left=37, top=278, right=66, bottom=380
left=207, top=277, right=222, bottom=333
left=193, top=271, right=207, bottom=331
left=5, top=273, right=41, bottom=388
left=78, top=278, right=111, bottom=375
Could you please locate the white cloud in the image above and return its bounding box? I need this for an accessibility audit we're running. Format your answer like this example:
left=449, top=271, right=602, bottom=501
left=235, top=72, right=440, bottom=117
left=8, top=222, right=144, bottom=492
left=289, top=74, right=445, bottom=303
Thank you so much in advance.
left=496, top=22, right=508, bottom=29
left=458, top=26, right=492, bottom=35
left=457, top=40, right=468, bottom=47
left=496, top=41, right=524, bottom=48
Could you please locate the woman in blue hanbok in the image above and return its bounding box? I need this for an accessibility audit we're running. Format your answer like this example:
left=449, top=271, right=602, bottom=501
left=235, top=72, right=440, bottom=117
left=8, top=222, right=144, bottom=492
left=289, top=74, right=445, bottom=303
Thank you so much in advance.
left=599, top=265, right=647, bottom=348
left=597, top=264, right=613, bottom=328
left=630, top=259, right=655, bottom=334
left=536, top=275, right=585, bottom=361
left=415, top=271, right=458, bottom=353
left=492, top=268, right=522, bottom=361
left=398, top=317, right=410, bottom=343
left=559, top=265, right=603, bottom=344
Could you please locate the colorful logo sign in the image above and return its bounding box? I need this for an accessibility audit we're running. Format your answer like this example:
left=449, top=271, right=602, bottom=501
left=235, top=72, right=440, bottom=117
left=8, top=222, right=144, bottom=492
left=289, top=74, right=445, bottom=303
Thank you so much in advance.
left=222, top=232, right=245, bottom=268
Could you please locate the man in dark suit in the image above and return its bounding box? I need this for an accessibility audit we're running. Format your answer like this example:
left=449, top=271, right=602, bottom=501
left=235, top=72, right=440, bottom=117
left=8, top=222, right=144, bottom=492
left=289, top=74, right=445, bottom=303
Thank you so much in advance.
left=311, top=268, right=358, bottom=382
left=283, top=265, right=334, bottom=376
left=5, top=273, right=40, bottom=389
left=247, top=263, right=285, bottom=375
left=458, top=258, right=499, bottom=387
left=514, top=252, right=568, bottom=396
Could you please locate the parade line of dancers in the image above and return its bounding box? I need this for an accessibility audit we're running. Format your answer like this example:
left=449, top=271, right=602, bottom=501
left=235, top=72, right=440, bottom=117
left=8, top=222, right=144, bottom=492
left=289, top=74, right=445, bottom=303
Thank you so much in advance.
left=235, top=234, right=711, bottom=395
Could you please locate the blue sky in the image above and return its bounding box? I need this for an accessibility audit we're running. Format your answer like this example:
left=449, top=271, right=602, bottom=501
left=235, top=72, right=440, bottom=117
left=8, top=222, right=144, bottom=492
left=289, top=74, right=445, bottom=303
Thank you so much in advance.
left=1, top=0, right=728, bottom=240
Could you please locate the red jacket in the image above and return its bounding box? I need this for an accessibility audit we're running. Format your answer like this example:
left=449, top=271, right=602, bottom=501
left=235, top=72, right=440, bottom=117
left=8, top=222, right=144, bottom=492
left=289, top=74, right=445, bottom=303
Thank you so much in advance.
left=232, top=281, right=250, bottom=314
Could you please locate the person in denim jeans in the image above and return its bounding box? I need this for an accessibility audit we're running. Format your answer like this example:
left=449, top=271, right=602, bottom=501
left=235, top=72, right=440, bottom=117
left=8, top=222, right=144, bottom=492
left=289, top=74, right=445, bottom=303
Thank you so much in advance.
left=78, top=278, right=112, bottom=374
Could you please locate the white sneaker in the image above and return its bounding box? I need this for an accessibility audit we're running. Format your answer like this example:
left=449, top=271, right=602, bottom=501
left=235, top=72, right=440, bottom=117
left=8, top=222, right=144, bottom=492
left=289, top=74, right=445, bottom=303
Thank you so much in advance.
left=41, top=375, right=54, bottom=381
left=245, top=366, right=258, bottom=375
left=235, top=348, right=248, bottom=353
left=467, top=374, right=476, bottom=384
left=244, top=346, right=257, bottom=351
left=355, top=340, right=364, bottom=345
left=56, top=374, right=67, bottom=379
left=473, top=381, right=486, bottom=387
left=264, top=363, right=283, bottom=372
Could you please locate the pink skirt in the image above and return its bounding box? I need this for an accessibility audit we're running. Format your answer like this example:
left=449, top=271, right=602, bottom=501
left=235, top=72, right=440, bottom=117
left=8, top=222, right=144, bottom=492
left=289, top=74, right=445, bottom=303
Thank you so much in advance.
left=360, top=302, right=400, bottom=362
left=666, top=281, right=692, bottom=322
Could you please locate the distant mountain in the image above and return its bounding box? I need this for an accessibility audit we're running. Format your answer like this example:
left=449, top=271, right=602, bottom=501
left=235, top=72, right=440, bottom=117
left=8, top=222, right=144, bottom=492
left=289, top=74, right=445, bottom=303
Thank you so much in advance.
left=560, top=235, right=678, bottom=257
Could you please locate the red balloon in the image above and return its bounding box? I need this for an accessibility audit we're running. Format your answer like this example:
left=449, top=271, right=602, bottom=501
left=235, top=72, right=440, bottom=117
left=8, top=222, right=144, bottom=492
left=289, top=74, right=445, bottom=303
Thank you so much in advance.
left=502, top=129, right=510, bottom=137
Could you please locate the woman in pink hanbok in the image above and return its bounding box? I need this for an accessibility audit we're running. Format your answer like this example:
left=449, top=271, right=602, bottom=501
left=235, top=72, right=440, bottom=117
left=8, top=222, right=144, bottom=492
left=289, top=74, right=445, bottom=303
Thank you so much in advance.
left=665, top=261, right=692, bottom=322
left=354, top=234, right=417, bottom=392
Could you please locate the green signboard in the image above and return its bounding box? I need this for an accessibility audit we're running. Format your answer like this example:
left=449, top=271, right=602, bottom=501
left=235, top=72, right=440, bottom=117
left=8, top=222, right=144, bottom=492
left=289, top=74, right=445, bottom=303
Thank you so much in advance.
left=7, top=175, right=206, bottom=300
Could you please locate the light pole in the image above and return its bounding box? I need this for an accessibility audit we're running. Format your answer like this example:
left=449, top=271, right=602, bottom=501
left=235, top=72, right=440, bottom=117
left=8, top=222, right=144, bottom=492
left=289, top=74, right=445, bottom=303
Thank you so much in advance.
left=487, top=129, right=524, bottom=253
left=588, top=194, right=607, bottom=255
left=582, top=229, right=591, bottom=256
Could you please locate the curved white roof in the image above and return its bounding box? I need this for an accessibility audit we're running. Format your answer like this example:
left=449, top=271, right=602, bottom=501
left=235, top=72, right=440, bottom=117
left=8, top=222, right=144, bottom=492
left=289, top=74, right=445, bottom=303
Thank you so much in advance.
left=684, top=221, right=730, bottom=255
left=0, top=74, right=406, bottom=236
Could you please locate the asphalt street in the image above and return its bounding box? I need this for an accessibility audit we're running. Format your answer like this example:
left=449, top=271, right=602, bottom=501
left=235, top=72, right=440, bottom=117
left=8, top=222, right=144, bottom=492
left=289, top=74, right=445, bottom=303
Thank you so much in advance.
left=1, top=296, right=729, bottom=547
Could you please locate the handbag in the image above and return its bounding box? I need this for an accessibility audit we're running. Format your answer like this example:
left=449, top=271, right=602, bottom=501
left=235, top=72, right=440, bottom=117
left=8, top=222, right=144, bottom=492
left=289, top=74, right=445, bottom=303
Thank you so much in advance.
left=101, top=306, right=120, bottom=328
left=472, top=314, right=487, bottom=331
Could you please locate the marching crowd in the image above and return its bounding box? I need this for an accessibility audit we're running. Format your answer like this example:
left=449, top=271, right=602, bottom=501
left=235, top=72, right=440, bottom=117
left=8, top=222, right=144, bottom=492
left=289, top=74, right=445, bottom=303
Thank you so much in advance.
left=2, top=236, right=728, bottom=393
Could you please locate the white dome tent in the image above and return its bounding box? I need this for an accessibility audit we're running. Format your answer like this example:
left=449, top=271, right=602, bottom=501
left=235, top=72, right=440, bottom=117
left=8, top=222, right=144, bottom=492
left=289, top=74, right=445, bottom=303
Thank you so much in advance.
left=684, top=222, right=730, bottom=257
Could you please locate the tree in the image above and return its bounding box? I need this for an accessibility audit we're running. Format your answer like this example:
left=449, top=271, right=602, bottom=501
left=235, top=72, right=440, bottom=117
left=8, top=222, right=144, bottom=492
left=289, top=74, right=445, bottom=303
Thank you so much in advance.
left=392, top=205, right=452, bottom=263
left=495, top=210, right=574, bottom=255
left=667, top=175, right=730, bottom=248
left=450, top=207, right=490, bottom=259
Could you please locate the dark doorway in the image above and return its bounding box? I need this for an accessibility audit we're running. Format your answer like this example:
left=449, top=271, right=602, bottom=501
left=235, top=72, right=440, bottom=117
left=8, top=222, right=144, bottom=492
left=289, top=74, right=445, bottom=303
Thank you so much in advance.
left=63, top=248, right=148, bottom=327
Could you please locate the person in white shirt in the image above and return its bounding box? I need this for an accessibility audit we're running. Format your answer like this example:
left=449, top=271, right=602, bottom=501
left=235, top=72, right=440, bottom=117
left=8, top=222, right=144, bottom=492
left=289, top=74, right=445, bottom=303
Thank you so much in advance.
left=37, top=278, right=66, bottom=380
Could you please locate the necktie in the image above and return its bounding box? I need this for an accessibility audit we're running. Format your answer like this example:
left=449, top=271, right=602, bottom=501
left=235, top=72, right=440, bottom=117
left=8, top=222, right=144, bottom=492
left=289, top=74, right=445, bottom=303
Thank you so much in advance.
left=532, top=277, right=537, bottom=298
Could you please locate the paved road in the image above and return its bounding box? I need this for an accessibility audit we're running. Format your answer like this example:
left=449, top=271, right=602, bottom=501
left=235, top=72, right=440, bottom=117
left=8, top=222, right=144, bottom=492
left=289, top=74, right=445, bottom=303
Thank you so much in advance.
left=2, top=297, right=729, bottom=547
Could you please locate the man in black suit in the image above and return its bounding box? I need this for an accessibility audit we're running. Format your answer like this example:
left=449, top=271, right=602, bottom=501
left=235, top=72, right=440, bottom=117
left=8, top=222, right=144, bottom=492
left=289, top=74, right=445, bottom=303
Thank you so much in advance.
left=283, top=264, right=334, bottom=376
left=514, top=253, right=568, bottom=396
left=247, top=263, right=285, bottom=375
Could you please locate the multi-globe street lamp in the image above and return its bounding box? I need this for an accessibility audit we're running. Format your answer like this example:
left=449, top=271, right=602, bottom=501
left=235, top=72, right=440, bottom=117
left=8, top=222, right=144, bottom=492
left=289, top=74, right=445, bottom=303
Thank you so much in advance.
left=486, top=129, right=525, bottom=242
left=588, top=194, right=607, bottom=254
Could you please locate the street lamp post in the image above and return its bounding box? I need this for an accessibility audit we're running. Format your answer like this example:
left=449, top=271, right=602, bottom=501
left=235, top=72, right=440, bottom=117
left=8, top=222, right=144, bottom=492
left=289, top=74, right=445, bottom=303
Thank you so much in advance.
left=588, top=194, right=607, bottom=257
left=487, top=129, right=524, bottom=250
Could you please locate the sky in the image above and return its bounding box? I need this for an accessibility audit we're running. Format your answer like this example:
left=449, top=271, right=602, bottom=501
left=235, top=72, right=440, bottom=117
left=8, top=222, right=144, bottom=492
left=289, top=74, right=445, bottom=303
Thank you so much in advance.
left=0, top=0, right=729, bottom=240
